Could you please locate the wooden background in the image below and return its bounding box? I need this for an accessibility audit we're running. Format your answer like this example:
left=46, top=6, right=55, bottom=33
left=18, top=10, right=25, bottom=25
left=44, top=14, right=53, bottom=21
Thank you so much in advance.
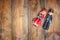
left=0, top=0, right=60, bottom=40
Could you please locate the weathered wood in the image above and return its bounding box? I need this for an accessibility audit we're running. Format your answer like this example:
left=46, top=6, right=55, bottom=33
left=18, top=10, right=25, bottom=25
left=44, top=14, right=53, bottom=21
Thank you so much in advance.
left=0, top=0, right=60, bottom=40
left=1, top=0, right=12, bottom=40
left=22, top=0, right=29, bottom=40
left=28, top=0, right=38, bottom=40
left=12, top=0, right=24, bottom=40
left=0, top=0, right=3, bottom=40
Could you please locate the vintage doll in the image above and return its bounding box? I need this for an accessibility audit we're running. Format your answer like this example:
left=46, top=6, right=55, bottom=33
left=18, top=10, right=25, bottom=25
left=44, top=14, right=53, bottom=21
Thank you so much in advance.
left=32, top=8, right=48, bottom=27
left=43, top=8, right=54, bottom=30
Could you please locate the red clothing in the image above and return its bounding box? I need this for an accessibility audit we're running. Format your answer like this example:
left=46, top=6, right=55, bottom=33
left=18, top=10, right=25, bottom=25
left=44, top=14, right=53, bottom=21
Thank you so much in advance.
left=33, top=13, right=44, bottom=27
left=38, top=13, right=44, bottom=19
left=33, top=18, right=41, bottom=26
left=32, top=8, right=48, bottom=27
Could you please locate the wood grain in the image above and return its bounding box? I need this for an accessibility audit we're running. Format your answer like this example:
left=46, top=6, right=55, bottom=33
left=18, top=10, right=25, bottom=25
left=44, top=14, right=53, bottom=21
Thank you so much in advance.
left=0, top=0, right=60, bottom=40
left=12, top=0, right=24, bottom=40
left=1, top=0, right=12, bottom=40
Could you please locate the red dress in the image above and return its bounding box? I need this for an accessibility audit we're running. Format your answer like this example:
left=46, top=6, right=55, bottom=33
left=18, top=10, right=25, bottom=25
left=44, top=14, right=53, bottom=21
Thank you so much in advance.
left=32, top=13, right=44, bottom=27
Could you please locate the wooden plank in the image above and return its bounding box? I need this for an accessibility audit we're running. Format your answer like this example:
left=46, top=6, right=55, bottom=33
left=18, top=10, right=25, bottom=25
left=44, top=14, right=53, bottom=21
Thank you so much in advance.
left=11, top=0, right=14, bottom=40
left=28, top=0, right=38, bottom=40
left=12, top=0, right=24, bottom=40
left=0, top=0, right=3, bottom=40
left=22, top=0, right=29, bottom=40
left=1, top=0, right=12, bottom=40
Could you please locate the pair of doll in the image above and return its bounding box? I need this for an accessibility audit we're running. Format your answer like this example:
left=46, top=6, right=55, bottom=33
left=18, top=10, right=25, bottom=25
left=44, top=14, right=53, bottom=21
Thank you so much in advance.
left=32, top=8, right=54, bottom=30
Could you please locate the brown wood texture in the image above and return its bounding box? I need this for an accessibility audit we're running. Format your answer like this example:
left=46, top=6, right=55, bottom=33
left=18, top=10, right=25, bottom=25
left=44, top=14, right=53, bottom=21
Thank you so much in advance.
left=12, top=0, right=24, bottom=40
left=0, top=0, right=3, bottom=40
left=0, top=0, right=60, bottom=40
left=1, top=0, right=12, bottom=40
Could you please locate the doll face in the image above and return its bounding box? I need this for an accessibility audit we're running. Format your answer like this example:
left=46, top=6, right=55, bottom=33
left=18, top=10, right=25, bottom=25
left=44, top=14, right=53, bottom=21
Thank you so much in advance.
left=49, top=12, right=53, bottom=15
left=40, top=11, right=47, bottom=17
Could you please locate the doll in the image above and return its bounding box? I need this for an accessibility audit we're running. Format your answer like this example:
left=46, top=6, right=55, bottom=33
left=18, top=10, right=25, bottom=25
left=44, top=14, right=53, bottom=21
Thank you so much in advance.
left=32, top=8, right=48, bottom=27
left=43, top=8, right=54, bottom=30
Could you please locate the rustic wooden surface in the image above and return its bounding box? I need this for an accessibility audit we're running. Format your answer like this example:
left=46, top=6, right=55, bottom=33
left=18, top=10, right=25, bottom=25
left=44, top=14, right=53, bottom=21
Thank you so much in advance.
left=0, top=0, right=60, bottom=40
left=12, top=0, right=24, bottom=40
left=0, top=0, right=3, bottom=40
left=1, top=0, right=12, bottom=40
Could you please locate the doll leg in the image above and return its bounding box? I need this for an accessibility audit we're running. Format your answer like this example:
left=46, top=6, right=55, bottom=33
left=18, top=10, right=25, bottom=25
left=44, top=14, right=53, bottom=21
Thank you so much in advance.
left=43, top=22, right=50, bottom=30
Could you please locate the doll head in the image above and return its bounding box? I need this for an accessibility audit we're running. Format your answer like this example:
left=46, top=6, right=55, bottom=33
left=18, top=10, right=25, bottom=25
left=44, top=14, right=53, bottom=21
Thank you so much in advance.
left=41, top=8, right=48, bottom=13
left=40, top=8, right=48, bottom=16
left=48, top=8, right=54, bottom=15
